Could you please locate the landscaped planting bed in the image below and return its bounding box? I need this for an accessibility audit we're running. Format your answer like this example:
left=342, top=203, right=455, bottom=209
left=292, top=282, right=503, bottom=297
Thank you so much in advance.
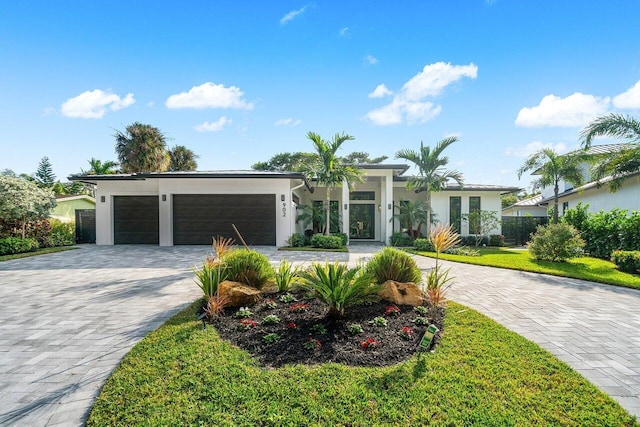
left=208, top=290, right=442, bottom=367
left=86, top=300, right=636, bottom=426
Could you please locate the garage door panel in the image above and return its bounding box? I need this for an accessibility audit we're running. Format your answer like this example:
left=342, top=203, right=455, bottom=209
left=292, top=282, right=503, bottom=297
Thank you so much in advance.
left=114, top=196, right=159, bottom=244
left=173, top=194, right=276, bottom=245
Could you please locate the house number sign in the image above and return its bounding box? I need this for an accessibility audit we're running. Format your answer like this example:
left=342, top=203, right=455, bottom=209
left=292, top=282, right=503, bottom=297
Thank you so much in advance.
left=282, top=202, right=287, bottom=217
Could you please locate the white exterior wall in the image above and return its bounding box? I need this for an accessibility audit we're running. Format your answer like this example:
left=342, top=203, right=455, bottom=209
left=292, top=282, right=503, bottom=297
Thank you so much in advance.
left=502, top=205, right=548, bottom=217
left=95, top=178, right=294, bottom=246
left=559, top=175, right=640, bottom=214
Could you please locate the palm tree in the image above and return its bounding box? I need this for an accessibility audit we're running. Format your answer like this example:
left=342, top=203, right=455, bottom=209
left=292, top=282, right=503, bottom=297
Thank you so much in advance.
left=395, top=137, right=463, bottom=232
left=168, top=145, right=199, bottom=171
left=580, top=113, right=640, bottom=191
left=82, top=158, right=119, bottom=175
left=114, top=122, right=170, bottom=173
left=390, top=200, right=428, bottom=238
left=517, top=148, right=584, bottom=224
left=305, top=131, right=365, bottom=235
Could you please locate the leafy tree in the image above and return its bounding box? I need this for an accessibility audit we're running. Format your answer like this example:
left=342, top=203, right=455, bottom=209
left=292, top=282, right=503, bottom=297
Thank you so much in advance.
left=82, top=158, right=119, bottom=175
left=252, top=151, right=387, bottom=172
left=1, top=169, right=16, bottom=177
left=462, top=210, right=501, bottom=247
left=580, top=113, right=640, bottom=191
left=296, top=203, right=339, bottom=234
left=52, top=180, right=86, bottom=196
left=517, top=148, right=584, bottom=224
left=395, top=137, right=464, bottom=232
left=305, top=132, right=365, bottom=235
left=0, top=175, right=56, bottom=238
left=114, top=122, right=170, bottom=173
left=168, top=145, right=199, bottom=171
left=34, top=156, right=56, bottom=188
left=390, top=200, right=428, bottom=238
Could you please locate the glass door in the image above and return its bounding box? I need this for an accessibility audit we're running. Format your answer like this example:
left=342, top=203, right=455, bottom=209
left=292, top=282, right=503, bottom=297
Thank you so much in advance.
left=349, top=204, right=375, bottom=239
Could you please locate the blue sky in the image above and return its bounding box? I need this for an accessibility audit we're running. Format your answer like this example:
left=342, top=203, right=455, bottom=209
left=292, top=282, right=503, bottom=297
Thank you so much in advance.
left=2, top=1, right=639, bottom=190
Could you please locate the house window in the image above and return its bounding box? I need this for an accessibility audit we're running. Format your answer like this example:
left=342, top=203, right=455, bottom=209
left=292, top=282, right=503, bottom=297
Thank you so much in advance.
left=312, top=200, right=340, bottom=233
left=449, top=197, right=461, bottom=233
left=350, top=191, right=375, bottom=200
left=562, top=202, right=569, bottom=215
left=469, top=196, right=481, bottom=234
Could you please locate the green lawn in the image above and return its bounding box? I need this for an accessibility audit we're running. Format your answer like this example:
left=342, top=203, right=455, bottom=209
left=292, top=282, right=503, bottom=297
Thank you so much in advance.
left=411, top=247, right=640, bottom=290
left=278, top=246, right=349, bottom=253
left=86, top=300, right=636, bottom=426
left=0, top=246, right=77, bottom=262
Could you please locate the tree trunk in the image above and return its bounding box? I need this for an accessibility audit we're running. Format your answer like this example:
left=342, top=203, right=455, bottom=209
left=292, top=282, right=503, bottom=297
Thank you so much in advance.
left=426, top=190, right=432, bottom=233
left=21, top=218, right=26, bottom=239
left=553, top=182, right=559, bottom=224
left=325, top=187, right=331, bottom=235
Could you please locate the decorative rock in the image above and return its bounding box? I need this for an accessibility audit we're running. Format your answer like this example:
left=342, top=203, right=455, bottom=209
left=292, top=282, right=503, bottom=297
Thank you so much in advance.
left=378, top=280, right=423, bottom=306
left=218, top=281, right=262, bottom=307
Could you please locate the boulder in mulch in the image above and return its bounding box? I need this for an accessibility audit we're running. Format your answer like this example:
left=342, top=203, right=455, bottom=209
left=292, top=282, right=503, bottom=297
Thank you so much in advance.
left=378, top=280, right=423, bottom=306
left=219, top=280, right=262, bottom=307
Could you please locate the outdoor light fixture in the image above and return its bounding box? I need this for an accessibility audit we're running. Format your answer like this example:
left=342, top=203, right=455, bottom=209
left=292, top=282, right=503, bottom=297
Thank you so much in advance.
left=162, top=194, right=167, bottom=201
left=388, top=203, right=392, bottom=210
left=280, top=194, right=285, bottom=201
left=100, top=196, right=105, bottom=203
left=344, top=203, right=348, bottom=210
left=378, top=204, right=381, bottom=211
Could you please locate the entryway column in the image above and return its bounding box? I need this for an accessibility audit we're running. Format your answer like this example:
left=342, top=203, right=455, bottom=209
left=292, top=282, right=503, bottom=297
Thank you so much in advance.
left=342, top=180, right=350, bottom=245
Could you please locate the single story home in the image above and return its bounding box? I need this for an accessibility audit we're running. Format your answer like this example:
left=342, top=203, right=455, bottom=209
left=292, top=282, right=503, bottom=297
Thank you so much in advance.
left=71, top=165, right=518, bottom=246
left=50, top=195, right=96, bottom=223
left=502, top=194, right=548, bottom=217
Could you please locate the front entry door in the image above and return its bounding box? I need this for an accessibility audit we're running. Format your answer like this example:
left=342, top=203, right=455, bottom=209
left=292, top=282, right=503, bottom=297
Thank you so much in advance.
left=349, top=204, right=375, bottom=239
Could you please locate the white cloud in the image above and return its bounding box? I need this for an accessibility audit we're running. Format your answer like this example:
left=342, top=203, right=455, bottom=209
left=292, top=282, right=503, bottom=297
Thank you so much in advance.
left=194, top=116, right=232, bottom=132
left=339, top=27, right=349, bottom=36
left=504, top=141, right=569, bottom=158
left=274, top=118, right=301, bottom=127
left=364, top=54, right=378, bottom=65
left=147, top=101, right=155, bottom=107
left=365, top=62, right=477, bottom=126
left=515, top=93, right=610, bottom=127
left=280, top=4, right=309, bottom=25
left=613, top=80, right=640, bottom=109
left=166, top=82, right=253, bottom=110
left=368, top=84, right=393, bottom=98
left=60, top=89, right=135, bottom=119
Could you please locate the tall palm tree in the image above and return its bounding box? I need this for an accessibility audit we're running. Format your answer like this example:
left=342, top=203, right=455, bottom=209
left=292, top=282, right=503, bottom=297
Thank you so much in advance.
left=390, top=200, right=428, bottom=238
left=82, top=158, right=119, bottom=175
left=517, top=148, right=584, bottom=224
left=168, top=145, right=199, bottom=171
left=395, top=137, right=463, bottom=232
left=114, top=122, right=170, bottom=173
left=305, top=131, right=365, bottom=235
left=580, top=113, right=640, bottom=191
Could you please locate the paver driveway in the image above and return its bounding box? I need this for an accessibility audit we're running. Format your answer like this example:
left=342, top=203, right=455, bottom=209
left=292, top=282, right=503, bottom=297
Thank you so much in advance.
left=1, top=244, right=639, bottom=424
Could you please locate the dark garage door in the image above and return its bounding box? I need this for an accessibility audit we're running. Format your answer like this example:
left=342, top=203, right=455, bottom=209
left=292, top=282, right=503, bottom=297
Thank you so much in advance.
left=173, top=194, right=276, bottom=245
left=113, top=196, right=159, bottom=244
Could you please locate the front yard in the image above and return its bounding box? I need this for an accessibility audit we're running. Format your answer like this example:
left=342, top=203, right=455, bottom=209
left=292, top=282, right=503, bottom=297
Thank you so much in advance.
left=412, top=247, right=640, bottom=290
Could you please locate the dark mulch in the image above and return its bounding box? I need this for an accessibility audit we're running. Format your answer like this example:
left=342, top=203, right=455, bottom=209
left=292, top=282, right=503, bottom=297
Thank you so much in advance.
left=207, top=290, right=444, bottom=368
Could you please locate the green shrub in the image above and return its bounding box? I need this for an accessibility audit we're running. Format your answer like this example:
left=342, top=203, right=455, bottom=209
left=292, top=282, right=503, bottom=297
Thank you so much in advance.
left=562, top=202, right=589, bottom=232
left=528, top=223, right=585, bottom=262
left=611, top=250, right=640, bottom=274
left=193, top=259, right=227, bottom=299
left=331, top=232, right=348, bottom=246
left=275, top=259, right=300, bottom=291
left=390, top=232, right=413, bottom=247
left=223, top=249, right=274, bottom=290
left=287, top=233, right=307, bottom=247
left=619, top=211, right=640, bottom=251
left=365, top=247, right=422, bottom=284
left=413, top=238, right=434, bottom=252
left=489, top=234, right=504, bottom=247
left=460, top=235, right=489, bottom=247
left=299, top=262, right=380, bottom=318
left=50, top=219, right=75, bottom=246
left=310, top=234, right=343, bottom=249
left=0, top=237, right=39, bottom=255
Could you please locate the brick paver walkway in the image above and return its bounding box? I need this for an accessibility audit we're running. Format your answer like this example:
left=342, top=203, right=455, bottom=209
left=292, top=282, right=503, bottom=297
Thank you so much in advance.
left=1, top=244, right=639, bottom=424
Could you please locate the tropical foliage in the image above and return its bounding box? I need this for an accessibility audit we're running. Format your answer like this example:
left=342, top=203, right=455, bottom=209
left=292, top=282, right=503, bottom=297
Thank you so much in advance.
left=82, top=158, right=119, bottom=175
left=424, top=224, right=460, bottom=318
left=580, top=113, right=640, bottom=191
left=304, top=132, right=365, bottom=235
left=390, top=199, right=428, bottom=238
left=252, top=151, right=387, bottom=172
left=223, top=249, right=275, bottom=290
left=299, top=262, right=380, bottom=318
left=461, top=210, right=501, bottom=247
left=168, top=145, right=199, bottom=171
left=395, top=137, right=463, bottom=232
left=114, top=122, right=171, bottom=173
left=517, top=148, right=584, bottom=224
left=34, top=156, right=56, bottom=188
left=365, top=247, right=422, bottom=284
left=528, top=223, right=585, bottom=262
left=0, top=175, right=56, bottom=238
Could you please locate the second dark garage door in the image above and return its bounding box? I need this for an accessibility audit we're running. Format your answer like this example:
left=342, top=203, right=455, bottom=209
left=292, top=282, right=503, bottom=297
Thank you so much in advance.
left=173, top=194, right=276, bottom=245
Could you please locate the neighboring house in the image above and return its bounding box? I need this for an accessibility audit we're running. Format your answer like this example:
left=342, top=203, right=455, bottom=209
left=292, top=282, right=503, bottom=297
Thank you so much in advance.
left=71, top=165, right=518, bottom=246
left=502, top=194, right=548, bottom=217
left=534, top=144, right=639, bottom=216
left=50, top=195, right=96, bottom=223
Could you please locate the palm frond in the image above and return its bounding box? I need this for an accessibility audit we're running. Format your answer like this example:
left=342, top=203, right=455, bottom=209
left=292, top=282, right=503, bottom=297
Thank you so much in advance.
left=580, top=113, right=640, bottom=148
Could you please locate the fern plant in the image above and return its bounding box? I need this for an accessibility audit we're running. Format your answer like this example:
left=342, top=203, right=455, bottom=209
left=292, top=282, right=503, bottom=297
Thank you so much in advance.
left=299, top=262, right=380, bottom=318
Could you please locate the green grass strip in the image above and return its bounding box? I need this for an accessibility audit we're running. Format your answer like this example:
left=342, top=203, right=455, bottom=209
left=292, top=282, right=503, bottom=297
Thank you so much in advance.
left=410, top=248, right=640, bottom=290
left=0, top=246, right=77, bottom=262
left=278, top=246, right=348, bottom=253
left=87, top=300, right=636, bottom=426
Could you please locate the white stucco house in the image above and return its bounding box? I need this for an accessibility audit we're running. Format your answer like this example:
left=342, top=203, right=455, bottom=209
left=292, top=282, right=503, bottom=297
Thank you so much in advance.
left=502, top=194, right=548, bottom=217
left=72, top=165, right=518, bottom=246
left=520, top=144, right=640, bottom=217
